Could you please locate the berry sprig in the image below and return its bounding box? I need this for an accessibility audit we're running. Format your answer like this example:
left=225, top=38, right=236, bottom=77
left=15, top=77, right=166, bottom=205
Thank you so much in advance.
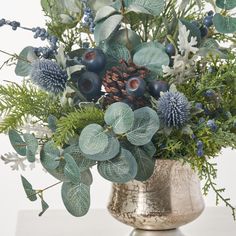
left=0, top=18, right=58, bottom=59
left=81, top=0, right=95, bottom=33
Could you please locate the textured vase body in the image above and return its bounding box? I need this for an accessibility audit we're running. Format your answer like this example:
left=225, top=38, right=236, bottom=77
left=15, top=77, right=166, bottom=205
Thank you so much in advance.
left=107, top=160, right=205, bottom=230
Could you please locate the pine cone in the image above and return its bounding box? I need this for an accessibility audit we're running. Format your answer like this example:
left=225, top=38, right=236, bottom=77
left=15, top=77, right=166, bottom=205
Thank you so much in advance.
left=102, top=60, right=150, bottom=109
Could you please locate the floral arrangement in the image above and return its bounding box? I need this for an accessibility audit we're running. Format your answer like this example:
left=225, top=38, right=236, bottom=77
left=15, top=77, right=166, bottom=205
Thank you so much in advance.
left=0, top=0, right=236, bottom=218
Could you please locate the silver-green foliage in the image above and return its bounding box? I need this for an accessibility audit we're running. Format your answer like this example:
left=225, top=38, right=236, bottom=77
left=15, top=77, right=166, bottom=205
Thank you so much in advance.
left=79, top=102, right=160, bottom=183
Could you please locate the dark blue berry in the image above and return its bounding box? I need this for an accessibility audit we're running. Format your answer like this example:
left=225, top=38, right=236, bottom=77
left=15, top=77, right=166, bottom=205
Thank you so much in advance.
left=208, top=10, right=214, bottom=16
left=82, top=48, right=106, bottom=73
left=149, top=80, right=169, bottom=99
left=197, top=140, right=203, bottom=149
left=204, top=90, right=215, bottom=97
left=203, top=16, right=213, bottom=28
left=78, top=71, right=102, bottom=101
left=195, top=103, right=203, bottom=109
left=126, top=77, right=146, bottom=97
left=165, top=43, right=176, bottom=57
left=197, top=148, right=204, bottom=157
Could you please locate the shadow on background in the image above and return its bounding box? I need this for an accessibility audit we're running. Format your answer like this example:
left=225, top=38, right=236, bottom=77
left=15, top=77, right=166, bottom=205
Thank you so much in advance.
left=130, top=229, right=186, bottom=236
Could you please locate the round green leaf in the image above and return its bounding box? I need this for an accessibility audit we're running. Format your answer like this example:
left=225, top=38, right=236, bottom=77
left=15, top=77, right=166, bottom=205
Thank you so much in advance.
left=105, top=102, right=134, bottom=134
left=15, top=47, right=35, bottom=77
left=131, top=142, right=156, bottom=181
left=125, top=0, right=165, bottom=16
left=63, top=145, right=96, bottom=171
left=94, top=14, right=123, bottom=44
left=83, top=136, right=120, bottom=161
left=80, top=169, right=93, bottom=186
left=213, top=14, right=236, bottom=34
left=127, top=107, right=160, bottom=146
left=61, top=182, right=90, bottom=217
left=97, top=148, right=138, bottom=183
left=23, top=133, right=38, bottom=163
left=133, top=47, right=169, bottom=73
left=64, top=153, right=81, bottom=184
left=79, top=124, right=109, bottom=155
left=9, top=130, right=26, bottom=156
left=112, top=29, right=142, bottom=51
left=94, top=6, right=117, bottom=22
left=216, top=0, right=236, bottom=10
left=40, top=141, right=60, bottom=170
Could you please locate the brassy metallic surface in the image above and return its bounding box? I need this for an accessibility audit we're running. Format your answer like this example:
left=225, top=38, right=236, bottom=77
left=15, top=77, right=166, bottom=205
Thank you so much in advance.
left=107, top=160, right=205, bottom=230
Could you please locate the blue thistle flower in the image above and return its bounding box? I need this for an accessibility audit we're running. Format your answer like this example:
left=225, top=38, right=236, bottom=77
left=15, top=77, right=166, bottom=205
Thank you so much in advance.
left=30, top=59, right=67, bottom=94
left=157, top=91, right=190, bottom=128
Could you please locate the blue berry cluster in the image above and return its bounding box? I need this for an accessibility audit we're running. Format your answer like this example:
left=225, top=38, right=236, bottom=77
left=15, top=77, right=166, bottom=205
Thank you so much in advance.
left=81, top=0, right=95, bottom=33
left=157, top=91, right=190, bottom=128
left=0, top=18, right=20, bottom=30
left=196, top=140, right=204, bottom=157
left=0, top=18, right=58, bottom=58
left=201, top=11, right=214, bottom=37
left=30, top=59, right=68, bottom=94
left=207, top=119, right=218, bottom=132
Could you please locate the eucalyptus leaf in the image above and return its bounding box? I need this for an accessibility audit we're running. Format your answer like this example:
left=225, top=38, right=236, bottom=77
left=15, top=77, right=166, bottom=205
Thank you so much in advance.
left=127, top=107, right=160, bottom=146
left=94, top=14, right=123, bottom=44
left=112, top=29, right=142, bottom=51
left=105, top=102, right=134, bottom=134
left=61, top=182, right=90, bottom=217
left=40, top=141, right=60, bottom=170
left=131, top=142, right=156, bottom=181
left=15, top=47, right=35, bottom=77
left=63, top=145, right=96, bottom=171
left=39, top=198, right=49, bottom=217
left=125, top=0, right=165, bottom=16
left=9, top=130, right=26, bottom=156
left=63, top=0, right=82, bottom=13
left=21, top=175, right=37, bottom=201
left=23, top=133, right=38, bottom=163
left=64, top=153, right=81, bottom=184
left=216, top=0, right=236, bottom=10
left=100, top=41, right=131, bottom=61
left=81, top=169, right=93, bottom=186
left=94, top=6, right=117, bottom=22
left=48, top=115, right=58, bottom=132
left=89, top=0, right=115, bottom=11
left=213, top=14, right=236, bottom=33
left=133, top=47, right=169, bottom=73
left=97, top=148, right=138, bottom=183
left=83, top=136, right=120, bottom=161
left=79, top=124, right=109, bottom=155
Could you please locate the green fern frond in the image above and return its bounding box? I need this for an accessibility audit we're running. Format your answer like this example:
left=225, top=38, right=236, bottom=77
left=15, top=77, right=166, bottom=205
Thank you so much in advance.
left=0, top=81, right=63, bottom=133
left=53, top=107, right=105, bottom=146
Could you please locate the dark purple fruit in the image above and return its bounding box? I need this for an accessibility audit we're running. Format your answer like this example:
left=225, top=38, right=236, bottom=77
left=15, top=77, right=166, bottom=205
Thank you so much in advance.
left=149, top=80, right=169, bottom=99
left=208, top=10, right=214, bottom=16
left=78, top=71, right=102, bottom=101
left=81, top=48, right=106, bottom=73
left=165, top=43, right=176, bottom=57
left=203, top=16, right=213, bottom=28
left=200, top=26, right=208, bottom=38
left=126, top=77, right=146, bottom=97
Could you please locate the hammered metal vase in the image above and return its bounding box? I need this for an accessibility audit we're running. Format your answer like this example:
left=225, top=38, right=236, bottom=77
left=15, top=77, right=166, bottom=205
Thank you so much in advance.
left=107, top=159, right=205, bottom=230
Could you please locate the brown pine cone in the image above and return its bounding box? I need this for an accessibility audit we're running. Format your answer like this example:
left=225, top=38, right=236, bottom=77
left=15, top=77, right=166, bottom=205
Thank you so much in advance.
left=102, top=60, right=151, bottom=109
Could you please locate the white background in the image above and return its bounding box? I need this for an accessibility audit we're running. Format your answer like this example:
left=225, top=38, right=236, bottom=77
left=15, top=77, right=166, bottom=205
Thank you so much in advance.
left=0, top=1, right=235, bottom=235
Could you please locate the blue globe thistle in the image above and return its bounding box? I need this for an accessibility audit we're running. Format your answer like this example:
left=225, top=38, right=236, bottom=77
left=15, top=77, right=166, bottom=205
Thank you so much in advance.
left=30, top=59, right=68, bottom=94
left=157, top=91, right=190, bottom=128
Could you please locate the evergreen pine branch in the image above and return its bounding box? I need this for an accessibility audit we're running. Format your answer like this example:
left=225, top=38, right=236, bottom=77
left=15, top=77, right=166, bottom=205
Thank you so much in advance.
left=202, top=161, right=236, bottom=220
left=53, top=107, right=105, bottom=146
left=0, top=82, right=63, bottom=133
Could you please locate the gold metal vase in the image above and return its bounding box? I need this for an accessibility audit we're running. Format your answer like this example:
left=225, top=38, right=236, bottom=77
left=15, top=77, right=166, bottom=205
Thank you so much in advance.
left=107, top=159, right=205, bottom=230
